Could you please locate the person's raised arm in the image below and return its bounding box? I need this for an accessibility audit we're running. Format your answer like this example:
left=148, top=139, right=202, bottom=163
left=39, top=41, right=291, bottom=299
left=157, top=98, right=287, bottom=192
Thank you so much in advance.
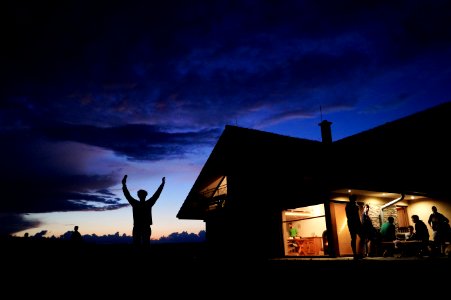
left=148, top=177, right=165, bottom=206
left=122, top=175, right=134, bottom=204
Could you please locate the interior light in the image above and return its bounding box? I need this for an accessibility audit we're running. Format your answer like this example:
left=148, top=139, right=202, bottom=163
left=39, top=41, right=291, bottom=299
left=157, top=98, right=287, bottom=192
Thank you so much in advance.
left=285, top=211, right=310, bottom=216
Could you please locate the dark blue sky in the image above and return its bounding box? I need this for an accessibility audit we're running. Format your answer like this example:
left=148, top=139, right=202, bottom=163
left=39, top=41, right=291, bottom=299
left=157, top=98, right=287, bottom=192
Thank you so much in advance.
left=1, top=0, right=450, bottom=237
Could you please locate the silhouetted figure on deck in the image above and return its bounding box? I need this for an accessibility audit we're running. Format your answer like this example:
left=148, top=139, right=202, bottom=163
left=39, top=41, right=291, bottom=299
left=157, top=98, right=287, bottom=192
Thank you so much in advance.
left=411, top=215, right=430, bottom=256
left=345, top=194, right=362, bottom=259
left=361, top=204, right=376, bottom=257
left=428, top=206, right=450, bottom=255
left=122, top=175, right=165, bottom=248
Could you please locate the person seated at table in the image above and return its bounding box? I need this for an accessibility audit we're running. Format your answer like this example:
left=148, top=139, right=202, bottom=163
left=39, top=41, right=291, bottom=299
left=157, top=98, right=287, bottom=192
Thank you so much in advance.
left=396, top=225, right=418, bottom=257
left=380, top=216, right=396, bottom=257
left=406, top=225, right=415, bottom=240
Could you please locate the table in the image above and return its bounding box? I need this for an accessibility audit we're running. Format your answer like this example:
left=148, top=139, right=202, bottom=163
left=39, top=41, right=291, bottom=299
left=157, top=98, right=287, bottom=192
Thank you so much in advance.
left=288, top=237, right=323, bottom=256
left=381, top=240, right=426, bottom=257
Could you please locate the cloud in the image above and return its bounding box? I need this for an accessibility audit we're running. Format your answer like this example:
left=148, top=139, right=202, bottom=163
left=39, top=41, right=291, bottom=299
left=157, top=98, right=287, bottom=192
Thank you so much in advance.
left=0, top=132, right=123, bottom=214
left=0, top=119, right=218, bottom=230
left=2, top=1, right=451, bottom=133
left=38, top=123, right=221, bottom=161
left=2, top=0, right=450, bottom=151
left=0, top=214, right=41, bottom=236
left=1, top=0, right=451, bottom=235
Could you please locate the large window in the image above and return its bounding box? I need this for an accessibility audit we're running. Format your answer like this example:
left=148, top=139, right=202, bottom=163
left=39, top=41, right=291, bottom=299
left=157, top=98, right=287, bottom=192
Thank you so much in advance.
left=282, top=204, right=327, bottom=256
left=200, top=176, right=227, bottom=212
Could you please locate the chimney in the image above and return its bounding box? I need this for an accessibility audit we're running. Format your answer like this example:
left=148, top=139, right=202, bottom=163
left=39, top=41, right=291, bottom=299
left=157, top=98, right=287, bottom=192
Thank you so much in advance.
left=319, top=120, right=332, bottom=144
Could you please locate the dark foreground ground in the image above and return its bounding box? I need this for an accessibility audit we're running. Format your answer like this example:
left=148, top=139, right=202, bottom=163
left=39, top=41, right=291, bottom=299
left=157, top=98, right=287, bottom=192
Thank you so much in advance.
left=3, top=237, right=450, bottom=296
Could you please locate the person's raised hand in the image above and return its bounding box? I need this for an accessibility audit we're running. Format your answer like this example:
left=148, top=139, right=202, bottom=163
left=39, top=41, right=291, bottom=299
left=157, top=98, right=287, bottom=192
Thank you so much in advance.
left=122, top=175, right=128, bottom=185
left=162, top=177, right=165, bottom=184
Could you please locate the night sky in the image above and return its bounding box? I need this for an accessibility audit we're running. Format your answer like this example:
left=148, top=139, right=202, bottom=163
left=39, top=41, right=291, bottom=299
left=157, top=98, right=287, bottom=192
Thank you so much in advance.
left=1, top=0, right=450, bottom=238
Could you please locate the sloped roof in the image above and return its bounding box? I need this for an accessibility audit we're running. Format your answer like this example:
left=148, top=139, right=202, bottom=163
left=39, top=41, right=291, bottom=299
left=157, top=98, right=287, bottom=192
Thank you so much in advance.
left=331, top=101, right=451, bottom=198
left=178, top=101, right=451, bottom=220
left=177, top=125, right=323, bottom=219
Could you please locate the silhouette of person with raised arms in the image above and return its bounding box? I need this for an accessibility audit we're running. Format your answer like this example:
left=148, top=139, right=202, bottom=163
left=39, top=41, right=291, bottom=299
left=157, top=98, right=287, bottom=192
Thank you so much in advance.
left=122, top=175, right=165, bottom=248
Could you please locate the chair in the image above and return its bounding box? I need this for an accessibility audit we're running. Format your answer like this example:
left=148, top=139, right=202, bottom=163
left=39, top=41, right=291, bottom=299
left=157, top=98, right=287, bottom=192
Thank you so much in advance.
left=296, top=238, right=307, bottom=256
left=287, top=239, right=299, bottom=254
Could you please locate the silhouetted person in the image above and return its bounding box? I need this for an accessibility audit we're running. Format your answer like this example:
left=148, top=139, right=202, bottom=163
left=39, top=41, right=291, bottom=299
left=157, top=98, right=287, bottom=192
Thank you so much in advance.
left=21, top=232, right=30, bottom=248
left=70, top=225, right=82, bottom=243
left=380, top=216, right=396, bottom=257
left=361, top=204, right=376, bottom=257
left=406, top=225, right=415, bottom=240
left=122, top=175, right=165, bottom=248
left=345, top=194, right=362, bottom=259
left=400, top=225, right=417, bottom=256
left=69, top=225, right=83, bottom=255
left=397, top=225, right=422, bottom=256
left=427, top=205, right=450, bottom=255
left=411, top=215, right=429, bottom=256
left=380, top=216, right=396, bottom=241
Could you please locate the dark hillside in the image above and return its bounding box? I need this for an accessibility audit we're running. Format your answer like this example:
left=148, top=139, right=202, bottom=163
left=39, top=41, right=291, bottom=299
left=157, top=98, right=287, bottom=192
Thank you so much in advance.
left=3, top=235, right=450, bottom=295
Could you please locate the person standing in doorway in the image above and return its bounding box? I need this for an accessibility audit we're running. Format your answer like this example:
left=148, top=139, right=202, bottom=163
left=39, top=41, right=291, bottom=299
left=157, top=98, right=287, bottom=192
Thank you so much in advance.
left=345, top=194, right=362, bottom=259
left=122, top=175, right=165, bottom=248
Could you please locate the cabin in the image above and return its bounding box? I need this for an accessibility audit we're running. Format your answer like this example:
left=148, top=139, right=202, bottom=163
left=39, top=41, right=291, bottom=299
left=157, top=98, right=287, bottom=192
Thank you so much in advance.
left=177, top=102, right=451, bottom=259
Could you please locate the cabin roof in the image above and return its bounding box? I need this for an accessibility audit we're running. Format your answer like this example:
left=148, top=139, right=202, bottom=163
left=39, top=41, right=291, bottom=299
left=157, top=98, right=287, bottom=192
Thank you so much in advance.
left=177, top=101, right=451, bottom=220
